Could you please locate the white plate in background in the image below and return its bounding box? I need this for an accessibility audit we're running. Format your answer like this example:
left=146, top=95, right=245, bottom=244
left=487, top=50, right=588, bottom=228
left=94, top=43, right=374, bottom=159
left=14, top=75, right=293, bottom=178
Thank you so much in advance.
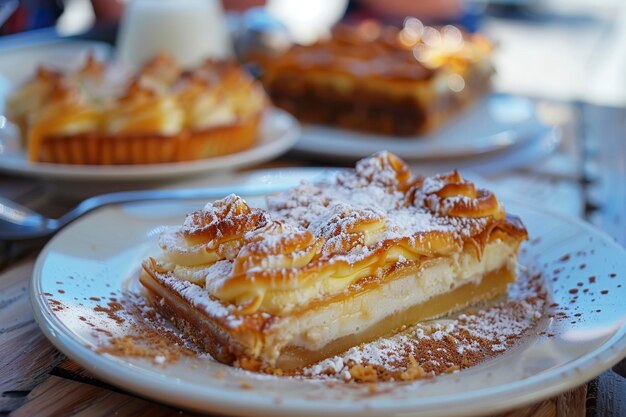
left=295, top=94, right=550, bottom=161
left=0, top=42, right=299, bottom=184
left=0, top=108, right=300, bottom=181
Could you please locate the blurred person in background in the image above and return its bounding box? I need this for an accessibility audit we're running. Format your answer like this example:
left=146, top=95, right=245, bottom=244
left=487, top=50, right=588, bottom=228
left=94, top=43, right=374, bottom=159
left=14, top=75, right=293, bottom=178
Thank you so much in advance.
left=349, top=0, right=465, bottom=24
left=1, top=0, right=123, bottom=35
left=1, top=0, right=472, bottom=38
left=1, top=0, right=63, bottom=35
left=0, top=0, right=265, bottom=36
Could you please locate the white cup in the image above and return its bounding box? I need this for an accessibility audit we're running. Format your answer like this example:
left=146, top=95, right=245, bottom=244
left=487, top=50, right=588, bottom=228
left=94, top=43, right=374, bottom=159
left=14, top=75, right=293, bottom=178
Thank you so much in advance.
left=265, top=0, right=348, bottom=45
left=116, top=0, right=233, bottom=69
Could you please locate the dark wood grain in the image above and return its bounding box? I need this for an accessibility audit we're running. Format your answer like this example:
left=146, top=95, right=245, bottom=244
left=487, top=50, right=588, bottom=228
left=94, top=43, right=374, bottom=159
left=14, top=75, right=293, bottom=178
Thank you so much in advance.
left=10, top=376, right=199, bottom=417
left=587, top=370, right=626, bottom=417
left=491, top=386, right=586, bottom=417
left=0, top=258, right=65, bottom=413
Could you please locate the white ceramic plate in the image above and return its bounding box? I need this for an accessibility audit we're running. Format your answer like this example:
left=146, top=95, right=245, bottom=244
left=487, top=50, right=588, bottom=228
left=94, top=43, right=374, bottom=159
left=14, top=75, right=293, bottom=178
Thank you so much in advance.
left=405, top=126, right=561, bottom=176
left=30, top=186, right=626, bottom=417
left=295, top=94, right=549, bottom=161
left=0, top=108, right=299, bottom=181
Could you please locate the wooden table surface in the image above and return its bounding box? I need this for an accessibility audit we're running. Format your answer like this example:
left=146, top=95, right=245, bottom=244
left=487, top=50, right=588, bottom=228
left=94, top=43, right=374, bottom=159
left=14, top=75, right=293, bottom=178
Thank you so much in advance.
left=1, top=99, right=625, bottom=417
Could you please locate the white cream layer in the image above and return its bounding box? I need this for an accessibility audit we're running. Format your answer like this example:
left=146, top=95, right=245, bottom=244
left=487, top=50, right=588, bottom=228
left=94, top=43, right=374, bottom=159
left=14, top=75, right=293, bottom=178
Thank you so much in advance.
left=260, top=239, right=516, bottom=362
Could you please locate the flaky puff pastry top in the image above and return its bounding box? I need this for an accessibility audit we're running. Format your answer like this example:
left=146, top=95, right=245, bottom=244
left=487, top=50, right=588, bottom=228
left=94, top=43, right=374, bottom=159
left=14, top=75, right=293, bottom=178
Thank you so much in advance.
left=7, top=54, right=267, bottom=160
left=145, top=152, right=527, bottom=316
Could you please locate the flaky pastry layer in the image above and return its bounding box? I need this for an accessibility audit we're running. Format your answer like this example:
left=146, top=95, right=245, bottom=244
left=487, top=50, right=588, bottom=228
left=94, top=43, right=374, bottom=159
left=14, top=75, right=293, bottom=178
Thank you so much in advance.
left=259, top=21, right=493, bottom=135
left=140, top=152, right=528, bottom=368
left=7, top=54, right=266, bottom=164
left=146, top=153, right=525, bottom=315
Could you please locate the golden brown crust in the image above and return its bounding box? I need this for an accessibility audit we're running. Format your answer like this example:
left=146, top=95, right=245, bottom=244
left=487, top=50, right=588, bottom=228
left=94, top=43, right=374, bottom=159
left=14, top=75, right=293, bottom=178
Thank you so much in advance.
left=144, top=215, right=525, bottom=315
left=148, top=152, right=527, bottom=314
left=413, top=170, right=504, bottom=219
left=33, top=116, right=261, bottom=164
left=178, top=114, right=261, bottom=160
left=181, top=194, right=269, bottom=243
left=7, top=54, right=266, bottom=165
left=260, top=21, right=493, bottom=135
left=140, top=269, right=251, bottom=364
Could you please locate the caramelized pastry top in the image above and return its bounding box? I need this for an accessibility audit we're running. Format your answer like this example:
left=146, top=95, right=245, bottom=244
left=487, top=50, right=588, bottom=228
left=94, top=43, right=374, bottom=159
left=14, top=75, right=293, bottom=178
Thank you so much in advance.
left=7, top=54, right=267, bottom=159
left=105, top=81, right=184, bottom=136
left=177, top=62, right=267, bottom=130
left=6, top=67, right=62, bottom=129
left=147, top=152, right=526, bottom=316
left=263, top=19, right=492, bottom=82
left=25, top=80, right=101, bottom=160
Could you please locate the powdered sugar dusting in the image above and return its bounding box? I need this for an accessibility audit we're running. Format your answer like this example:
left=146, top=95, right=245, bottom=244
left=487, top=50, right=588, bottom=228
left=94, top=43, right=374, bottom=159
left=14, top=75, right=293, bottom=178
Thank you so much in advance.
left=156, top=153, right=503, bottom=311
left=159, top=273, right=242, bottom=327
left=95, top=265, right=546, bottom=382
left=302, top=272, right=546, bottom=382
left=420, top=175, right=447, bottom=195
left=266, top=154, right=488, bottom=266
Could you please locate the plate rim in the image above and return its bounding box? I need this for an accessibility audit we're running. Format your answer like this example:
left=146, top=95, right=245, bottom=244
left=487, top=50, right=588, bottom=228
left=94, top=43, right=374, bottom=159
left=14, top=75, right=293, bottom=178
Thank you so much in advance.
left=29, top=197, right=626, bottom=417
left=0, top=108, right=300, bottom=181
left=294, top=93, right=548, bottom=161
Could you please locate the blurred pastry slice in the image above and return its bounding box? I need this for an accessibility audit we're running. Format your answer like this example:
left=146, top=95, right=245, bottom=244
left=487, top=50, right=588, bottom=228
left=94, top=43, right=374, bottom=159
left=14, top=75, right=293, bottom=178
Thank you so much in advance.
left=6, top=54, right=268, bottom=165
left=6, top=67, right=61, bottom=144
left=26, top=80, right=101, bottom=164
left=176, top=61, right=267, bottom=160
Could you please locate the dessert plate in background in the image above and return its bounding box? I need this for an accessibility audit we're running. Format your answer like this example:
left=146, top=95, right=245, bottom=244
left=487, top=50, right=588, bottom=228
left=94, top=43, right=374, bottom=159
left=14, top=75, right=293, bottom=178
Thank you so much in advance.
left=0, top=40, right=112, bottom=113
left=30, top=181, right=626, bottom=417
left=0, top=108, right=299, bottom=181
left=406, top=125, right=561, bottom=176
left=295, top=94, right=549, bottom=161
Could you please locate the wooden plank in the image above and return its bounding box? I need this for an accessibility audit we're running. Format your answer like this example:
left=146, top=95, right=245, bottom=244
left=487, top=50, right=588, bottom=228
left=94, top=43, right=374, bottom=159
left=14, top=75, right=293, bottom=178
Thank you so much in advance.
left=556, top=385, right=587, bottom=417
left=50, top=359, right=123, bottom=394
left=496, top=400, right=555, bottom=417
left=492, top=386, right=586, bottom=417
left=587, top=370, right=626, bottom=417
left=0, top=176, right=46, bottom=203
left=0, top=258, right=65, bottom=412
left=10, top=376, right=202, bottom=417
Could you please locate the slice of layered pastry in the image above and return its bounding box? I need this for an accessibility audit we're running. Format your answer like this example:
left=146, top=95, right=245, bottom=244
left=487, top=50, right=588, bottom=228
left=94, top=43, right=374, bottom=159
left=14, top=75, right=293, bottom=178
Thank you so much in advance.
left=259, top=21, right=493, bottom=136
left=140, top=152, right=527, bottom=370
left=7, top=54, right=267, bottom=165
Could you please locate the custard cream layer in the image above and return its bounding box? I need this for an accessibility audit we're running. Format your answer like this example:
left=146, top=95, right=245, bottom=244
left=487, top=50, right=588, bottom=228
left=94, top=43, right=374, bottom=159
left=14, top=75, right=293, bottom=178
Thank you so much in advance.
left=189, top=85, right=265, bottom=130
left=260, top=239, right=516, bottom=360
left=106, top=96, right=184, bottom=136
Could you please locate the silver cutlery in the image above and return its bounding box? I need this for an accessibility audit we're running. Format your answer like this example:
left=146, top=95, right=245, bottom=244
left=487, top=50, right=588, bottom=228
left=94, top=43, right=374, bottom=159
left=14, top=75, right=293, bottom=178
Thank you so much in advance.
left=0, top=183, right=290, bottom=241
